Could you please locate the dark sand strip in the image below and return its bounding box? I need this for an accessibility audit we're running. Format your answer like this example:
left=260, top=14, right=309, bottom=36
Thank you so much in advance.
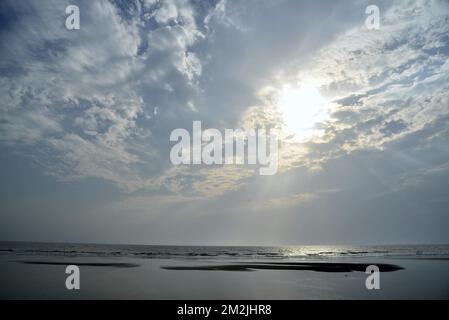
left=16, top=261, right=139, bottom=268
left=162, top=262, right=403, bottom=272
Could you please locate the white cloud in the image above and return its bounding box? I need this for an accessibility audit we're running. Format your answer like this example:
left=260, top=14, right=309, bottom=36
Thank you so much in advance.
left=1, top=0, right=448, bottom=200
left=0, top=0, right=213, bottom=192
left=241, top=0, right=449, bottom=175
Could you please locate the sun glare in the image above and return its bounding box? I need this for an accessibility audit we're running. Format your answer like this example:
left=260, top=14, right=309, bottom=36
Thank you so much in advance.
left=277, top=84, right=329, bottom=141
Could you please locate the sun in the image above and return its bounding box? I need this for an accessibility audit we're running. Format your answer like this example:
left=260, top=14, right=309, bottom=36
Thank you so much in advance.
left=277, top=84, right=329, bottom=141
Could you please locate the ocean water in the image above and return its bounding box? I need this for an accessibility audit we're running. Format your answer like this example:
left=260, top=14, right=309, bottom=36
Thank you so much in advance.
left=1, top=241, right=449, bottom=299
left=1, top=241, right=449, bottom=260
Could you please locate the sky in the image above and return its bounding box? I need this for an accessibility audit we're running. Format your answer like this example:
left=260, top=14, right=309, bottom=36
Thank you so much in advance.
left=0, top=0, right=448, bottom=245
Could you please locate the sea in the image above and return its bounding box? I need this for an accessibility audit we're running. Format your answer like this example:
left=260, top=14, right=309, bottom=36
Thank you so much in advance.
left=1, top=241, right=449, bottom=260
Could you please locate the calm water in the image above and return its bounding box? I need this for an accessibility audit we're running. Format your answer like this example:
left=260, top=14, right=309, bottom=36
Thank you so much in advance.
left=1, top=241, right=449, bottom=260
left=1, top=241, right=449, bottom=299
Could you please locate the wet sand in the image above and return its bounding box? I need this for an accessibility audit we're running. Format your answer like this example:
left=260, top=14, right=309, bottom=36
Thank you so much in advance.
left=1, top=255, right=448, bottom=299
left=162, top=262, right=403, bottom=272
left=16, top=261, right=139, bottom=268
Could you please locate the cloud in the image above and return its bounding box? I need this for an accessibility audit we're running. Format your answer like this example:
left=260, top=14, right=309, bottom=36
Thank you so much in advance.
left=1, top=0, right=448, bottom=202
left=243, top=0, right=449, bottom=175
left=0, top=0, right=213, bottom=192
left=267, top=192, right=316, bottom=209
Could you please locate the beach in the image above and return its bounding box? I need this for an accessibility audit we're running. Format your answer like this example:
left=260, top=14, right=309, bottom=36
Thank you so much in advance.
left=1, top=242, right=448, bottom=299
